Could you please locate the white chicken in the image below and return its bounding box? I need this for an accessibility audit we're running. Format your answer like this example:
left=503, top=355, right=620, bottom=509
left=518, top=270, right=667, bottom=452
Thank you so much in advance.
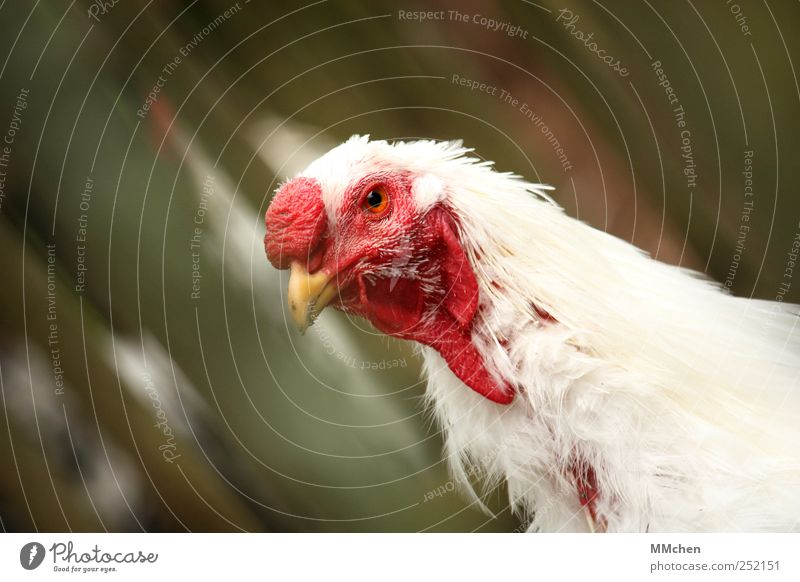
left=264, top=136, right=800, bottom=532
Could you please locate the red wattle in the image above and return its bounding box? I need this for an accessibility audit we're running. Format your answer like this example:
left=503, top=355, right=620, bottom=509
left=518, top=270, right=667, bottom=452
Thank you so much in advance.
left=355, top=207, right=516, bottom=405
left=429, top=324, right=515, bottom=404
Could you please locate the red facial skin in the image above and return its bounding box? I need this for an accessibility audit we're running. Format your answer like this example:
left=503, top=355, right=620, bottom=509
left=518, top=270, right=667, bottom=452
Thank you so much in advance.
left=265, top=172, right=515, bottom=404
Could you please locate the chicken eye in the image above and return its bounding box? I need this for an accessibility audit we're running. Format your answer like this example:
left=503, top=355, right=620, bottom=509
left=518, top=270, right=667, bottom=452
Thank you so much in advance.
left=363, top=188, right=389, bottom=214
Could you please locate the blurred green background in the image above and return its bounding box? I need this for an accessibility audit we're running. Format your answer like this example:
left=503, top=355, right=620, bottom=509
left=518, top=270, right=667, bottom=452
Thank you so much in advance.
left=0, top=0, right=798, bottom=532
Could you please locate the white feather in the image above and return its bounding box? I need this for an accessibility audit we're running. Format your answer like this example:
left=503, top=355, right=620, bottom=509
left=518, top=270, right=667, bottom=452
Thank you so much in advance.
left=306, top=136, right=800, bottom=532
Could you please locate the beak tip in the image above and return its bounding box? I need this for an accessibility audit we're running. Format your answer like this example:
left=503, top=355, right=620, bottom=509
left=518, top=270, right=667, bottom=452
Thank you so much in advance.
left=289, top=304, right=308, bottom=334
left=286, top=261, right=336, bottom=336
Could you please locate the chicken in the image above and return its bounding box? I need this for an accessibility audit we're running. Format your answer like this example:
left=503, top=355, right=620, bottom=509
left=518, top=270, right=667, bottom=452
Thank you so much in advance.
left=263, top=136, right=800, bottom=532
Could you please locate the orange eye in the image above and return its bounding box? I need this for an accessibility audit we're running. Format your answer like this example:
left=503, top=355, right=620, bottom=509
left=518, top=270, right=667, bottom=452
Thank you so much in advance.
left=363, top=188, right=389, bottom=214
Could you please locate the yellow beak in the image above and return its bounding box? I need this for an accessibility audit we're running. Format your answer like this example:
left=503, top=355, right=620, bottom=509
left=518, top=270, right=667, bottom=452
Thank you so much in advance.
left=287, top=261, right=338, bottom=333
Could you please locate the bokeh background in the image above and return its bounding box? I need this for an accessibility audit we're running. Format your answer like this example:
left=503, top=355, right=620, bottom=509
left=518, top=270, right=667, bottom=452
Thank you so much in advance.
left=0, top=0, right=798, bottom=532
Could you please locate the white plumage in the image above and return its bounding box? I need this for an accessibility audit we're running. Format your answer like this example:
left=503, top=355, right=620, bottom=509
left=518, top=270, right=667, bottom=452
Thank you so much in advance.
left=296, top=136, right=800, bottom=532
